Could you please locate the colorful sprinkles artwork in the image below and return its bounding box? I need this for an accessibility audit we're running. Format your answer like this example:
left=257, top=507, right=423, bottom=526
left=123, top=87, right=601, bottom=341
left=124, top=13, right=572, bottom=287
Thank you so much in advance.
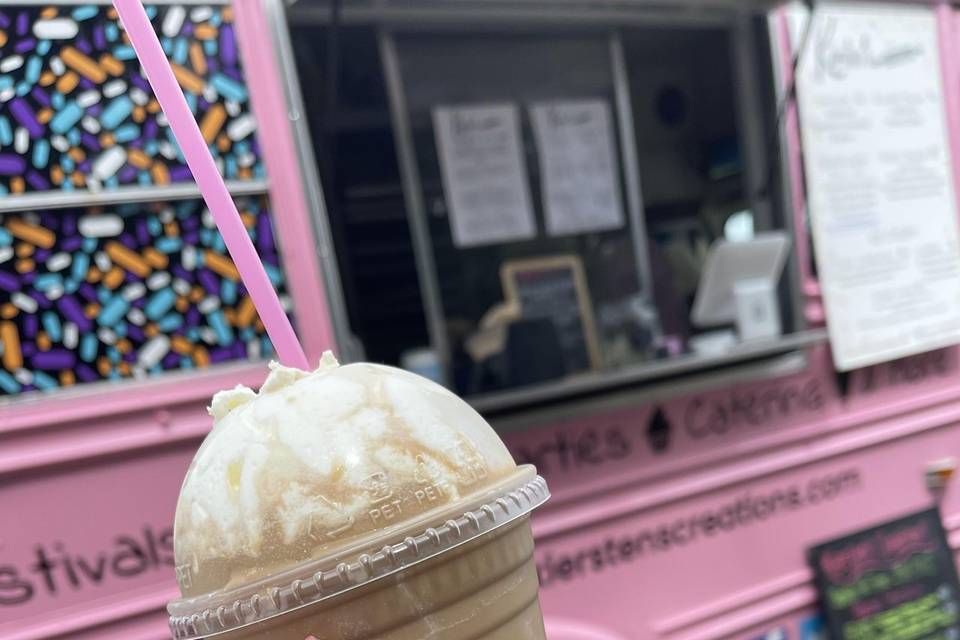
left=0, top=197, right=293, bottom=396
left=0, top=4, right=263, bottom=195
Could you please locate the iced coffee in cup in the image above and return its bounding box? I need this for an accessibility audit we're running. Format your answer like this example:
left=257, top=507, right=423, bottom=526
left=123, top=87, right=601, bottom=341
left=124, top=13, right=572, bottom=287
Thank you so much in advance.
left=167, top=352, right=549, bottom=639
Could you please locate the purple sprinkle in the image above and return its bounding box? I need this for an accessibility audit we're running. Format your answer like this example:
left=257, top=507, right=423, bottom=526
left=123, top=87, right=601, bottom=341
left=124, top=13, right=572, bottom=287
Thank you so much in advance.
left=21, top=270, right=36, bottom=286
left=34, top=248, right=50, bottom=262
left=29, top=290, right=53, bottom=310
left=0, top=271, right=19, bottom=292
left=231, top=341, right=246, bottom=358
left=9, top=99, right=43, bottom=138
left=135, top=220, right=150, bottom=245
left=169, top=166, right=193, bottom=181
left=16, top=11, right=27, bottom=36
left=0, top=12, right=10, bottom=29
left=86, top=104, right=102, bottom=118
left=94, top=25, right=107, bottom=50
left=131, top=296, right=145, bottom=309
left=63, top=216, right=77, bottom=236
left=257, top=215, right=275, bottom=252
left=220, top=26, right=237, bottom=66
left=197, top=268, right=218, bottom=294
left=182, top=216, right=198, bottom=232
left=162, top=352, right=180, bottom=368
left=209, top=348, right=232, bottom=363
left=119, top=165, right=138, bottom=183
left=62, top=236, right=83, bottom=252
left=198, top=97, right=210, bottom=111
left=81, top=133, right=101, bottom=153
left=124, top=351, right=137, bottom=363
left=131, top=75, right=151, bottom=92
left=223, top=68, right=242, bottom=82
left=26, top=170, right=50, bottom=190
left=59, top=295, right=93, bottom=331
left=182, top=230, right=199, bottom=245
left=76, top=364, right=98, bottom=382
left=127, top=325, right=145, bottom=342
left=76, top=38, right=92, bottom=55
left=206, top=57, right=218, bottom=74
left=39, top=213, right=56, bottom=228
left=181, top=22, right=192, bottom=36
left=22, top=343, right=38, bottom=358
left=118, top=232, right=136, bottom=249
left=143, top=119, right=158, bottom=140
left=23, top=313, right=38, bottom=338
left=21, top=384, right=36, bottom=393
left=171, top=265, right=191, bottom=281
left=124, top=271, right=138, bottom=284
left=185, top=307, right=201, bottom=327
left=0, top=154, right=26, bottom=175
left=31, top=87, right=51, bottom=108
left=78, top=160, right=93, bottom=173
left=78, top=283, right=98, bottom=303
left=32, top=350, right=77, bottom=370
left=15, top=38, right=36, bottom=54
left=78, top=77, right=95, bottom=91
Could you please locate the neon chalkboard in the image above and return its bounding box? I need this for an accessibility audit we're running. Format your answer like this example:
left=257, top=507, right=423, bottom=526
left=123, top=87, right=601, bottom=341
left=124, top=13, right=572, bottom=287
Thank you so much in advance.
left=808, top=508, right=960, bottom=640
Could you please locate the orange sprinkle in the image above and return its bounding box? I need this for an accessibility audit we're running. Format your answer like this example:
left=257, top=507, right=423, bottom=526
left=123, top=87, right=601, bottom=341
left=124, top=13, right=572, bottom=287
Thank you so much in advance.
left=15, top=243, right=34, bottom=258
left=151, top=163, right=170, bottom=186
left=37, top=331, right=52, bottom=351
left=189, top=287, right=204, bottom=303
left=223, top=308, right=237, bottom=326
left=98, top=133, right=115, bottom=148
left=216, top=134, right=230, bottom=152
left=51, top=165, right=64, bottom=186
left=97, top=357, right=111, bottom=376
left=68, top=147, right=86, bottom=163
left=171, top=336, right=193, bottom=354
left=193, top=346, right=210, bottom=368
left=204, top=251, right=240, bottom=281
left=56, top=71, right=79, bottom=94
left=61, top=47, right=106, bottom=83
left=200, top=104, right=226, bottom=144
left=164, top=221, right=179, bottom=237
left=37, top=108, right=53, bottom=125
left=103, top=266, right=125, bottom=289
left=0, top=304, right=17, bottom=320
left=108, top=7, right=117, bottom=19
left=0, top=321, right=22, bottom=371
left=0, top=30, right=7, bottom=48
left=116, top=338, right=132, bottom=354
left=133, top=105, right=146, bottom=123
left=147, top=99, right=161, bottom=114
left=40, top=71, right=55, bottom=87
left=40, top=7, right=57, bottom=18
left=71, top=172, right=86, bottom=187
left=145, top=323, right=159, bottom=338
left=7, top=220, right=55, bottom=248
left=98, top=54, right=124, bottom=77
left=60, top=370, right=76, bottom=387
left=118, top=361, right=131, bottom=376
left=128, top=149, right=152, bottom=169
left=87, top=266, right=102, bottom=283
left=240, top=213, right=256, bottom=229
left=105, top=242, right=151, bottom=278
left=194, top=24, right=218, bottom=40
left=189, top=43, right=207, bottom=75
left=15, top=258, right=34, bottom=273
left=222, top=7, right=233, bottom=22
left=255, top=318, right=265, bottom=332
left=10, top=176, right=24, bottom=194
left=171, top=64, right=204, bottom=95
left=144, top=248, right=169, bottom=269
left=237, top=167, right=252, bottom=180
left=84, top=303, right=100, bottom=319
left=236, top=297, right=257, bottom=328
left=175, top=297, right=189, bottom=313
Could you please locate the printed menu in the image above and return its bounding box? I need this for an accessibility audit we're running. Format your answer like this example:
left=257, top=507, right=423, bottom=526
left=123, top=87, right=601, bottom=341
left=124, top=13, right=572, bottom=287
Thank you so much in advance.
left=808, top=508, right=960, bottom=640
left=796, top=2, right=960, bottom=371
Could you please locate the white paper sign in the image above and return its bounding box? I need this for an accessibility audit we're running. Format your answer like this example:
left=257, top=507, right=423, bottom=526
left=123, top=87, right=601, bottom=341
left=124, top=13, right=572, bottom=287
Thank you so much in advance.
left=530, top=99, right=625, bottom=236
left=797, top=2, right=960, bottom=370
left=432, top=104, right=536, bottom=248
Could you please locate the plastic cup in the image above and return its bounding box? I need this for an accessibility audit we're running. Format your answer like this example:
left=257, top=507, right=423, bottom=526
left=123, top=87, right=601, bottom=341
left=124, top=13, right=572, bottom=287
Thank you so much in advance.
left=167, top=355, right=549, bottom=639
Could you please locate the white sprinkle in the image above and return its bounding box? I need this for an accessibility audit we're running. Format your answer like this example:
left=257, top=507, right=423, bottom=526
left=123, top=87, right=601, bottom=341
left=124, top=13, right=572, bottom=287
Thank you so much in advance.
left=0, top=247, right=13, bottom=264
left=157, top=112, right=169, bottom=127
left=80, top=214, right=123, bottom=239
left=22, top=212, right=39, bottom=225
left=14, top=369, right=33, bottom=385
left=161, top=6, right=186, bottom=38
left=247, top=339, right=261, bottom=360
left=81, top=115, right=102, bottom=134
left=92, top=147, right=127, bottom=181
left=159, top=207, right=175, bottom=223
left=76, top=90, right=101, bottom=108
left=202, top=85, right=218, bottom=104
left=227, top=114, right=256, bottom=141
left=172, top=278, right=191, bottom=296
left=237, top=152, right=255, bottom=168
left=130, top=87, right=149, bottom=106
left=46, top=252, right=71, bottom=272
left=12, top=292, right=38, bottom=313
left=51, top=135, right=70, bottom=153
left=198, top=297, right=220, bottom=314
left=63, top=323, right=79, bottom=350
left=181, top=246, right=197, bottom=270
left=103, top=80, right=127, bottom=99
left=127, top=308, right=146, bottom=326
left=147, top=271, right=171, bottom=290
left=94, top=251, right=112, bottom=272
left=190, top=7, right=213, bottom=22
left=33, top=18, right=79, bottom=40
left=132, top=366, right=148, bottom=380
left=201, top=209, right=216, bottom=229
left=122, top=282, right=146, bottom=302
left=0, top=56, right=23, bottom=73
left=0, top=88, right=15, bottom=103
left=214, top=157, right=224, bottom=175
left=14, top=127, right=28, bottom=154
left=158, top=141, right=177, bottom=160
left=280, top=295, right=293, bottom=312
left=224, top=100, right=241, bottom=118
left=50, top=56, right=66, bottom=76
left=45, top=285, right=64, bottom=301
left=86, top=177, right=102, bottom=192
left=138, top=335, right=171, bottom=368
left=199, top=327, right=218, bottom=345
left=97, top=327, right=117, bottom=345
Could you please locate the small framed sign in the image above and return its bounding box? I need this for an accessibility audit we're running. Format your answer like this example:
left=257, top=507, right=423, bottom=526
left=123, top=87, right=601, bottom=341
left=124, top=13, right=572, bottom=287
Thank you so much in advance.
left=808, top=508, right=960, bottom=640
left=500, top=255, right=601, bottom=374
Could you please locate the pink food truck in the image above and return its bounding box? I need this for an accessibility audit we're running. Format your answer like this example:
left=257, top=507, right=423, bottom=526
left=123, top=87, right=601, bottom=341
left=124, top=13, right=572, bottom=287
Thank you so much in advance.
left=3, top=0, right=960, bottom=638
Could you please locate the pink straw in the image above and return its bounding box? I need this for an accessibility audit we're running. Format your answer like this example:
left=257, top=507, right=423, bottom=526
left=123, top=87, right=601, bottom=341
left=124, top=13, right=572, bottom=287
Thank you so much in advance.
left=112, top=0, right=309, bottom=370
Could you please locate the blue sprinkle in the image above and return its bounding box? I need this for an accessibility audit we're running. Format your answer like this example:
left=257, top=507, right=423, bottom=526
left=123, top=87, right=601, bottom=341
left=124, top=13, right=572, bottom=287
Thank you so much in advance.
left=0, top=370, right=21, bottom=394
left=0, top=228, right=12, bottom=246
left=186, top=328, right=199, bottom=341
left=173, top=38, right=189, bottom=65
left=42, top=311, right=62, bottom=342
left=35, top=273, right=63, bottom=291
left=239, top=327, right=255, bottom=341
left=234, top=140, right=249, bottom=156
left=71, top=252, right=90, bottom=281
left=0, top=76, right=13, bottom=92
left=204, top=39, right=217, bottom=56
left=147, top=217, right=162, bottom=235
left=67, top=129, right=81, bottom=146
left=161, top=37, right=173, bottom=55
left=180, top=357, right=195, bottom=369
left=113, top=44, right=136, bottom=59
left=60, top=180, right=74, bottom=192
left=105, top=176, right=119, bottom=189
left=82, top=238, right=97, bottom=253
left=200, top=228, right=213, bottom=246
left=208, top=310, right=234, bottom=346
left=145, top=6, right=158, bottom=18
left=156, top=237, right=182, bottom=253
left=51, top=101, right=84, bottom=134
left=33, top=371, right=58, bottom=391
left=113, top=323, right=127, bottom=338
left=145, top=288, right=177, bottom=320
left=185, top=92, right=197, bottom=114
left=100, top=96, right=133, bottom=130
left=221, top=279, right=237, bottom=305
left=32, top=139, right=50, bottom=169
left=80, top=334, right=98, bottom=362
left=108, top=370, right=120, bottom=380
left=25, top=56, right=41, bottom=84
left=254, top=164, right=266, bottom=179
left=144, top=140, right=159, bottom=156
left=264, top=264, right=283, bottom=286
left=108, top=347, right=121, bottom=363
left=61, top=156, right=75, bottom=172
left=36, top=41, right=51, bottom=55
left=210, top=74, right=248, bottom=103
left=159, top=314, right=183, bottom=332
left=261, top=337, right=274, bottom=358
left=225, top=156, right=237, bottom=179
left=138, top=171, right=152, bottom=185
left=99, top=296, right=129, bottom=326
left=16, top=81, right=31, bottom=96
left=114, top=124, right=140, bottom=143
left=0, top=183, right=6, bottom=195
left=210, top=12, right=222, bottom=26
left=72, top=6, right=99, bottom=20
left=51, top=92, right=65, bottom=110
left=105, top=23, right=120, bottom=43
left=0, top=116, right=12, bottom=145
left=64, top=279, right=79, bottom=294
left=211, top=233, right=226, bottom=253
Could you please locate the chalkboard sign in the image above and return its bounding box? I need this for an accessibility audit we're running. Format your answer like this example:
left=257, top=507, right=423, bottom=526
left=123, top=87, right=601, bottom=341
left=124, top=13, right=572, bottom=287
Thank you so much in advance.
left=501, top=255, right=601, bottom=374
left=808, top=508, right=960, bottom=640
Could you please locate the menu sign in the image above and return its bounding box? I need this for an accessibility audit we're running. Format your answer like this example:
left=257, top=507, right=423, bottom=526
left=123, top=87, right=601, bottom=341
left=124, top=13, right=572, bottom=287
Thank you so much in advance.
left=432, top=103, right=536, bottom=248
left=796, top=3, right=960, bottom=371
left=809, top=508, right=960, bottom=640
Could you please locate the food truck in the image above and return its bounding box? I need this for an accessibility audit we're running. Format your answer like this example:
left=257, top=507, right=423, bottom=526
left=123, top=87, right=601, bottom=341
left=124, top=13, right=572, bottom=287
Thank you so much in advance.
left=3, top=0, right=960, bottom=638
